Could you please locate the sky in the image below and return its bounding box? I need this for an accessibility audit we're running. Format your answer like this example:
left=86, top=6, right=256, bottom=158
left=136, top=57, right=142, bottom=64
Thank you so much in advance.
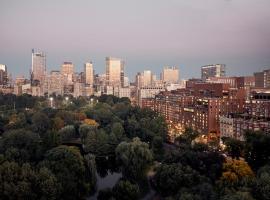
left=0, top=0, right=270, bottom=81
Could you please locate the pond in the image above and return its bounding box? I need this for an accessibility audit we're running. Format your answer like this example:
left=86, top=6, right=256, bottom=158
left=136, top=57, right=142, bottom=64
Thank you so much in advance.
left=86, top=157, right=156, bottom=200
left=87, top=157, right=122, bottom=200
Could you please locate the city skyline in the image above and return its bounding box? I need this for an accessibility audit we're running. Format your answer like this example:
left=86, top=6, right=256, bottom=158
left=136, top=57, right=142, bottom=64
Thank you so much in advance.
left=1, top=0, right=270, bottom=79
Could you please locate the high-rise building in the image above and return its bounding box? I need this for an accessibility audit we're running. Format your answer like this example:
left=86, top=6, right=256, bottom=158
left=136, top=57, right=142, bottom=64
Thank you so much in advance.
left=161, top=66, right=179, bottom=84
left=84, top=62, right=94, bottom=85
left=254, top=69, right=270, bottom=88
left=106, top=57, right=124, bottom=87
left=47, top=70, right=64, bottom=95
left=61, top=62, right=74, bottom=75
left=0, top=64, right=8, bottom=85
left=31, top=49, right=46, bottom=83
left=201, top=64, right=226, bottom=81
left=142, top=70, right=152, bottom=87
left=61, top=62, right=74, bottom=84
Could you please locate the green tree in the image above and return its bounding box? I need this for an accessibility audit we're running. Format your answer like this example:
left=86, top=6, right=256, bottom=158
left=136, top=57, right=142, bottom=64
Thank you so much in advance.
left=41, top=146, right=92, bottom=199
left=111, top=122, right=124, bottom=141
left=79, top=124, right=96, bottom=144
left=84, top=129, right=112, bottom=156
left=1, top=129, right=40, bottom=163
left=58, top=125, right=76, bottom=141
left=244, top=131, right=270, bottom=170
left=152, top=136, right=164, bottom=160
left=253, top=165, right=270, bottom=200
left=153, top=163, right=207, bottom=197
left=0, top=161, right=60, bottom=200
left=116, top=137, right=153, bottom=181
left=112, top=180, right=140, bottom=200
left=32, top=112, right=50, bottom=135
left=223, top=137, right=244, bottom=159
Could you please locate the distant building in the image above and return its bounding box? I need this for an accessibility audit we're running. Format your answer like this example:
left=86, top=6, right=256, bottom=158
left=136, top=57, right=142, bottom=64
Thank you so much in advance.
left=220, top=115, right=270, bottom=141
left=106, top=57, right=124, bottom=87
left=0, top=64, right=8, bottom=85
left=207, top=76, right=255, bottom=89
left=47, top=70, right=64, bottom=96
left=201, top=64, right=226, bottom=81
left=138, top=86, right=165, bottom=106
left=142, top=70, right=153, bottom=87
left=254, top=69, right=270, bottom=88
left=31, top=49, right=46, bottom=83
left=84, top=62, right=94, bottom=85
left=61, top=62, right=74, bottom=85
left=161, top=66, right=179, bottom=84
left=114, top=87, right=131, bottom=98
left=135, top=70, right=156, bottom=88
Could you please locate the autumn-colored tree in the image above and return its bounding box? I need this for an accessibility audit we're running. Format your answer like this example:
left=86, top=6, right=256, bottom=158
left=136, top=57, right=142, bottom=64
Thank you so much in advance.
left=83, top=118, right=99, bottom=127
left=220, top=159, right=254, bottom=187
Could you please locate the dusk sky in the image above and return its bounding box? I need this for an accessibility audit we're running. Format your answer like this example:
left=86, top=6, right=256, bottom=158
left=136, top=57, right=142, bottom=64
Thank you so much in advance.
left=1, top=0, right=270, bottom=80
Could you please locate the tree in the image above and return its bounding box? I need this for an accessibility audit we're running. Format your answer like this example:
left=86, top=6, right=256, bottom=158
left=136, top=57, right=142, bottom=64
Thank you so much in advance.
left=32, top=112, right=50, bottom=135
left=112, top=180, right=140, bottom=200
left=41, top=146, right=93, bottom=199
left=223, top=137, right=244, bottom=159
left=79, top=124, right=97, bottom=144
left=244, top=131, right=270, bottom=170
left=111, top=122, right=124, bottom=141
left=0, top=161, right=60, bottom=200
left=152, top=136, right=164, bottom=160
left=58, top=125, right=76, bottom=141
left=1, top=129, right=40, bottom=163
left=84, top=129, right=112, bottom=156
left=221, top=191, right=255, bottom=200
left=52, top=117, right=64, bottom=131
left=253, top=165, right=270, bottom=200
left=116, top=137, right=153, bottom=181
left=153, top=163, right=207, bottom=197
left=220, top=159, right=254, bottom=187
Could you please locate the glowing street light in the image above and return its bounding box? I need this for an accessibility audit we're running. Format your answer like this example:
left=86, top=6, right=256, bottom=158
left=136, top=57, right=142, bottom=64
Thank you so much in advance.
left=49, top=97, right=54, bottom=108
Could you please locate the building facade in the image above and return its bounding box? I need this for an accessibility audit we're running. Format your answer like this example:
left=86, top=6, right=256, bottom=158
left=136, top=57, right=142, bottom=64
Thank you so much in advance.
left=201, top=64, right=226, bottom=81
left=161, top=66, right=179, bottom=84
left=84, top=62, right=94, bottom=85
left=106, top=57, right=124, bottom=87
left=31, top=49, right=46, bottom=83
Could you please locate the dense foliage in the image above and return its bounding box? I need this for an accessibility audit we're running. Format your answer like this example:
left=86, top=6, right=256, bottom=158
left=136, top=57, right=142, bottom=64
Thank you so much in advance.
left=1, top=93, right=270, bottom=199
left=0, top=94, right=166, bottom=199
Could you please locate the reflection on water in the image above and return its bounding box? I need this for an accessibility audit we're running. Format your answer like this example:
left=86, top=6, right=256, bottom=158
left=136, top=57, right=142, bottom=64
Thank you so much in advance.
left=87, top=157, right=122, bottom=200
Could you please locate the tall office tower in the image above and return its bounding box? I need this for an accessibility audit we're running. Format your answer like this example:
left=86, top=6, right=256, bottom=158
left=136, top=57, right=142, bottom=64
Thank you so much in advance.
left=161, top=66, right=179, bottom=84
left=31, top=49, right=46, bottom=83
left=84, top=62, right=94, bottom=85
left=106, top=57, right=124, bottom=87
left=61, top=62, right=74, bottom=84
left=48, top=70, right=64, bottom=95
left=142, top=70, right=153, bottom=87
left=201, top=64, right=226, bottom=81
left=0, top=64, right=8, bottom=85
left=254, top=69, right=270, bottom=88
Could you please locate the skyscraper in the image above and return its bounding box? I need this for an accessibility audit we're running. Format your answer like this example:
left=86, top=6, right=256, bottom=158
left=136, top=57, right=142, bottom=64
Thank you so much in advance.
left=201, top=64, right=226, bottom=81
left=47, top=70, right=64, bottom=95
left=142, top=70, right=153, bottom=87
left=106, top=57, right=124, bottom=87
left=161, top=66, right=179, bottom=84
left=61, top=62, right=74, bottom=84
left=84, top=62, right=94, bottom=85
left=0, top=64, right=8, bottom=85
left=31, top=49, right=46, bottom=83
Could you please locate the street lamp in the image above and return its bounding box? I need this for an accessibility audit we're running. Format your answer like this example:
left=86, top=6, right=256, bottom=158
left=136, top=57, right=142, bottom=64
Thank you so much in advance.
left=49, top=97, right=53, bottom=108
